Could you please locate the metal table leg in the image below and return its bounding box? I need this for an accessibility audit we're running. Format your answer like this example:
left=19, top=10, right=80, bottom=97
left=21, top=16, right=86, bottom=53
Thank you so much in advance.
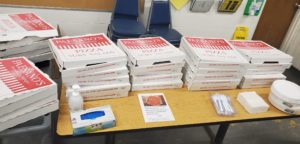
left=105, top=133, right=116, bottom=144
left=204, top=123, right=230, bottom=144
left=214, top=123, right=230, bottom=144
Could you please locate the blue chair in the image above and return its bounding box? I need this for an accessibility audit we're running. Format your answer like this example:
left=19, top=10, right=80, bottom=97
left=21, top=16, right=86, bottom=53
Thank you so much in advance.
left=107, top=0, right=146, bottom=42
left=147, top=0, right=182, bottom=47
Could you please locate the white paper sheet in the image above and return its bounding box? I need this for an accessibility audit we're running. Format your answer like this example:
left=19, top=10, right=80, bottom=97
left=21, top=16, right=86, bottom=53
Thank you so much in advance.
left=138, top=93, right=175, bottom=123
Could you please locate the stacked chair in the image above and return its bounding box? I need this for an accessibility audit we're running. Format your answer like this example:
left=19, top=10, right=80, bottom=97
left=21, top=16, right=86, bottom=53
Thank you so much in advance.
left=147, top=0, right=182, bottom=47
left=107, top=0, right=146, bottom=42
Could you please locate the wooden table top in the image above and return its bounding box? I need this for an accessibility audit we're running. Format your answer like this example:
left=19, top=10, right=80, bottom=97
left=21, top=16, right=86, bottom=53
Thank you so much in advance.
left=57, top=87, right=298, bottom=136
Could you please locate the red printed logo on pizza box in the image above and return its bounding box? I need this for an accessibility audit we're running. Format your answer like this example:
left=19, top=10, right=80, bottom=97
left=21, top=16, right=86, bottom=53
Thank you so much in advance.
left=229, top=41, right=272, bottom=50
left=9, top=13, right=53, bottom=31
left=185, top=37, right=232, bottom=50
left=52, top=34, right=111, bottom=49
left=0, top=58, right=52, bottom=94
left=120, top=37, right=169, bottom=49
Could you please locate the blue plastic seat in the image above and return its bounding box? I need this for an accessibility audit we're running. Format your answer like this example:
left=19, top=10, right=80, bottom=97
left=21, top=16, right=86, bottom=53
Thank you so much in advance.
left=147, top=0, right=182, bottom=46
left=111, top=19, right=146, bottom=37
left=107, top=0, right=146, bottom=42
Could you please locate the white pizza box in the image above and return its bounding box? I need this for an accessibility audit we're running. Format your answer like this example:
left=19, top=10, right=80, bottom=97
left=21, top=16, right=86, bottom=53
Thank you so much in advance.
left=240, top=83, right=274, bottom=89
left=61, top=59, right=127, bottom=77
left=242, top=68, right=287, bottom=75
left=243, top=63, right=292, bottom=70
left=84, top=90, right=129, bottom=101
left=185, top=79, right=240, bottom=91
left=0, top=99, right=58, bottom=132
left=71, top=105, right=116, bottom=135
left=0, top=40, right=49, bottom=57
left=49, top=33, right=127, bottom=70
left=132, top=80, right=183, bottom=91
left=27, top=51, right=53, bottom=63
left=0, top=57, right=57, bottom=108
left=118, top=37, right=185, bottom=66
left=64, top=75, right=129, bottom=86
left=241, top=74, right=286, bottom=85
left=131, top=73, right=183, bottom=84
left=67, top=83, right=131, bottom=100
left=180, top=36, right=248, bottom=65
left=0, top=13, right=58, bottom=42
left=0, top=94, right=56, bottom=119
left=237, top=92, right=269, bottom=114
left=1, top=47, right=50, bottom=59
left=180, top=44, right=246, bottom=69
left=62, top=66, right=128, bottom=82
left=0, top=37, right=48, bottom=50
left=269, top=94, right=300, bottom=115
left=130, top=66, right=182, bottom=76
left=0, top=87, right=56, bottom=117
left=185, top=62, right=241, bottom=75
left=184, top=68, right=242, bottom=81
left=186, top=84, right=237, bottom=91
left=228, top=40, right=293, bottom=64
left=128, top=61, right=184, bottom=75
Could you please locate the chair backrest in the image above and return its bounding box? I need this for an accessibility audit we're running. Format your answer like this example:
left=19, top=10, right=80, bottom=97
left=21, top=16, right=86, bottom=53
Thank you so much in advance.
left=112, top=0, right=139, bottom=20
left=148, top=0, right=171, bottom=29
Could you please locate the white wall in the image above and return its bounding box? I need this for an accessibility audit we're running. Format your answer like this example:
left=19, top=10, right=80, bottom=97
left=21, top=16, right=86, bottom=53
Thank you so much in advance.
left=0, top=0, right=264, bottom=39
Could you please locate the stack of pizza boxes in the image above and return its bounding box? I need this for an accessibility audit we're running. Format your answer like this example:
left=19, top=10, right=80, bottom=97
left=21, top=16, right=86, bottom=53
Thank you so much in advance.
left=49, top=33, right=130, bottom=100
left=117, top=37, right=185, bottom=91
left=0, top=57, right=58, bottom=132
left=179, top=36, right=249, bottom=91
left=229, top=40, right=293, bottom=88
left=0, top=13, right=58, bottom=63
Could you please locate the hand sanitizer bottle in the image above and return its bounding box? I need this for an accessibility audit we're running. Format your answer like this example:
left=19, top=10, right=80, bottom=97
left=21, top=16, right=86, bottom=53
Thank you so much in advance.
left=68, top=91, right=84, bottom=112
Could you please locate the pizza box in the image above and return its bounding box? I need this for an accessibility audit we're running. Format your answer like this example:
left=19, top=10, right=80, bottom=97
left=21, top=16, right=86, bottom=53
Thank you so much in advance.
left=67, top=83, right=131, bottom=100
left=64, top=75, right=129, bottom=86
left=62, top=66, right=128, bottom=82
left=61, top=59, right=127, bottom=77
left=131, top=73, right=183, bottom=84
left=130, top=65, right=182, bottom=76
left=240, top=83, right=273, bottom=89
left=0, top=86, right=56, bottom=117
left=185, top=79, right=239, bottom=91
left=0, top=13, right=58, bottom=42
left=83, top=90, right=129, bottom=101
left=117, top=37, right=185, bottom=66
left=228, top=40, right=293, bottom=64
left=0, top=57, right=57, bottom=108
left=184, top=68, right=242, bottom=81
left=0, top=40, right=49, bottom=57
left=0, top=99, right=58, bottom=132
left=242, top=68, right=287, bottom=75
left=0, top=37, right=48, bottom=50
left=132, top=80, right=183, bottom=91
left=49, top=33, right=127, bottom=70
left=1, top=47, right=50, bottom=58
left=185, top=62, right=241, bottom=75
left=128, top=61, right=184, bottom=75
left=240, top=74, right=286, bottom=87
left=243, top=63, right=291, bottom=70
left=180, top=36, right=248, bottom=65
left=180, top=45, right=246, bottom=69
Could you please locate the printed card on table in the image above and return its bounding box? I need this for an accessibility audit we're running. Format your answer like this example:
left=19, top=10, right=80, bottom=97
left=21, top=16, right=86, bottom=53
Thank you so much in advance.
left=138, top=93, right=175, bottom=123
